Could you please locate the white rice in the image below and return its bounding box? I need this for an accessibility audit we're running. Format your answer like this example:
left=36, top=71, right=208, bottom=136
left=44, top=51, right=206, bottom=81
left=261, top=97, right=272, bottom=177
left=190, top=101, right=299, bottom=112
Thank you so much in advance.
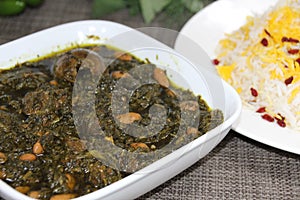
left=215, top=0, right=300, bottom=131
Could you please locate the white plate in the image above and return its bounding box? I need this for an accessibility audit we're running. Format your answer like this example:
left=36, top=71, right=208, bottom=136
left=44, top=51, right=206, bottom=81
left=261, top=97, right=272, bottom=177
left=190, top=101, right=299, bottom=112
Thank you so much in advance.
left=175, top=0, right=300, bottom=155
left=0, top=20, right=241, bottom=200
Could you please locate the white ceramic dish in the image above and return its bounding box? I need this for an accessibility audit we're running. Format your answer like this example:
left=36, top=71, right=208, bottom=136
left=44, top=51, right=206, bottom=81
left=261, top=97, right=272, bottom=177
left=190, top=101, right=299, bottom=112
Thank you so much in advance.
left=175, top=0, right=300, bottom=155
left=0, top=20, right=241, bottom=200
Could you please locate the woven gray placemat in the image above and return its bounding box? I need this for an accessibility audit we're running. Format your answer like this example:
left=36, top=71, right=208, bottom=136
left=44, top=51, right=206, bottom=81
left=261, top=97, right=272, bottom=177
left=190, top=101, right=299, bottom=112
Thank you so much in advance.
left=0, top=0, right=299, bottom=199
left=0, top=0, right=91, bottom=44
left=138, top=132, right=300, bottom=200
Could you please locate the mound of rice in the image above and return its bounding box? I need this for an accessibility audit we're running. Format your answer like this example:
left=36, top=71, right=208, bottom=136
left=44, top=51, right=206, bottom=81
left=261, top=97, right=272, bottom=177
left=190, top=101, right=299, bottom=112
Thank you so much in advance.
left=215, top=0, right=300, bottom=131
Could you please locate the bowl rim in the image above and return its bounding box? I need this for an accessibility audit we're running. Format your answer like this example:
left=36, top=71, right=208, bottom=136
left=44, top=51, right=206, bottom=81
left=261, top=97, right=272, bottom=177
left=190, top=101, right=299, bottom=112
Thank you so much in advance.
left=0, top=20, right=242, bottom=200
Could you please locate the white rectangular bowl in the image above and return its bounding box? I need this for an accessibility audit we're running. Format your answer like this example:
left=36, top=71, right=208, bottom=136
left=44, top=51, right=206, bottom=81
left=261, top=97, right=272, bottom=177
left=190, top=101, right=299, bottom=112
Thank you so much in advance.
left=0, top=20, right=241, bottom=200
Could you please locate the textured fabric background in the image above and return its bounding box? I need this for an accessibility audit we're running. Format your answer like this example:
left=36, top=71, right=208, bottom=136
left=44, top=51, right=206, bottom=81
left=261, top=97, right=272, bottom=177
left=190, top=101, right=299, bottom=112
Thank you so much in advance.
left=0, top=0, right=299, bottom=199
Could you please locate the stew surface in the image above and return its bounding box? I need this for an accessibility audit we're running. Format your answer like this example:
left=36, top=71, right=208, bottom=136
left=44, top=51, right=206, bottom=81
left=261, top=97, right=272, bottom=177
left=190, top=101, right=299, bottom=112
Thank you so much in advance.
left=0, top=45, right=223, bottom=199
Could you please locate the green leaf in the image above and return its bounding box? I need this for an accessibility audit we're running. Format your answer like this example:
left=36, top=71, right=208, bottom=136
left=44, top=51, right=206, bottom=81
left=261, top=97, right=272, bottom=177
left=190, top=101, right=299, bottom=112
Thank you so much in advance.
left=139, top=0, right=171, bottom=23
left=181, top=0, right=204, bottom=13
left=92, top=0, right=126, bottom=18
left=25, top=0, right=44, bottom=7
left=127, top=0, right=140, bottom=16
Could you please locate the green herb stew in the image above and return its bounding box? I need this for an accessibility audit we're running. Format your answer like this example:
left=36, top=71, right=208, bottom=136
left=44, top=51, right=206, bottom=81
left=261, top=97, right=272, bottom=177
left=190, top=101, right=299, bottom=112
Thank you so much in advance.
left=0, top=45, right=223, bottom=200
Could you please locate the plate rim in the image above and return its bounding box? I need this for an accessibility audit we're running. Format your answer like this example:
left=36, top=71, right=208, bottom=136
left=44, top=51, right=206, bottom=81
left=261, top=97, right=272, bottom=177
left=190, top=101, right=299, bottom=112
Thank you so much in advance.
left=174, top=0, right=300, bottom=155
